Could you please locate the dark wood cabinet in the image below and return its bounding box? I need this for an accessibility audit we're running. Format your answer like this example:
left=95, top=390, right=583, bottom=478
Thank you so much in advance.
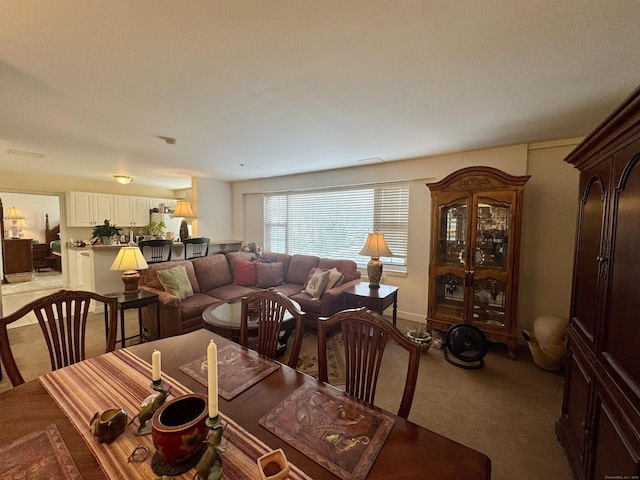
left=425, top=167, right=530, bottom=357
left=2, top=239, right=34, bottom=279
left=556, top=86, right=640, bottom=480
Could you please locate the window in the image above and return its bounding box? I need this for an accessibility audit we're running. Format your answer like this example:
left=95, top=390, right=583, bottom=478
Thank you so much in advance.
left=264, top=183, right=408, bottom=269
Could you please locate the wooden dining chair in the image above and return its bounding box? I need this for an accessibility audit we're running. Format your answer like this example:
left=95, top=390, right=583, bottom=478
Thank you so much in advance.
left=138, top=239, right=173, bottom=263
left=183, top=237, right=210, bottom=259
left=317, top=307, right=421, bottom=419
left=239, top=288, right=305, bottom=368
left=0, top=290, right=118, bottom=387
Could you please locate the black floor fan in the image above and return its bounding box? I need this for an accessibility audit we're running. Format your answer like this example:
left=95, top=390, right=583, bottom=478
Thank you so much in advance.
left=443, top=323, right=489, bottom=369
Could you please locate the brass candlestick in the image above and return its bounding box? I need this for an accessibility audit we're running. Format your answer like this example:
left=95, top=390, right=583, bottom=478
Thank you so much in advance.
left=129, top=381, right=171, bottom=436
left=195, top=416, right=225, bottom=480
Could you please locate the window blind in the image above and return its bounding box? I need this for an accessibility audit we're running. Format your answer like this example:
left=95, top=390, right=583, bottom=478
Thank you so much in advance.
left=264, top=183, right=408, bottom=268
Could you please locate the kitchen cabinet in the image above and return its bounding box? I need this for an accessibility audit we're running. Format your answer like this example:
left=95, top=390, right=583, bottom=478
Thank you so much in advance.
left=66, top=192, right=113, bottom=227
left=149, top=198, right=177, bottom=213
left=556, top=86, right=640, bottom=479
left=67, top=248, right=93, bottom=290
left=425, top=167, right=529, bottom=357
left=113, top=195, right=150, bottom=226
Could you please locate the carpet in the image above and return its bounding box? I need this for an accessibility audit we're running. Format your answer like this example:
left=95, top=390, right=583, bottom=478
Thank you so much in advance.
left=295, top=331, right=345, bottom=386
left=1, top=272, right=63, bottom=295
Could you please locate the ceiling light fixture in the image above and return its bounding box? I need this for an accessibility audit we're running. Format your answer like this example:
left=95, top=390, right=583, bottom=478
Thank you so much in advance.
left=113, top=175, right=133, bottom=185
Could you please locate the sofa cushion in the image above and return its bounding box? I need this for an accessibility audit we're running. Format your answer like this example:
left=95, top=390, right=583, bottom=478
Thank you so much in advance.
left=262, top=252, right=292, bottom=278
left=233, top=259, right=261, bottom=286
left=286, top=254, right=320, bottom=284
left=304, top=268, right=330, bottom=300
left=290, top=291, right=323, bottom=315
left=180, top=293, right=222, bottom=321
left=303, top=267, right=343, bottom=292
left=317, top=258, right=360, bottom=283
left=205, top=283, right=258, bottom=302
left=156, top=264, right=195, bottom=299
left=255, top=262, right=285, bottom=288
left=140, top=260, right=201, bottom=293
left=193, top=254, right=232, bottom=292
left=226, top=251, right=261, bottom=275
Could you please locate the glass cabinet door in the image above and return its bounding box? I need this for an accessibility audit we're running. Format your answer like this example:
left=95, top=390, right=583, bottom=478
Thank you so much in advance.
left=436, top=197, right=468, bottom=266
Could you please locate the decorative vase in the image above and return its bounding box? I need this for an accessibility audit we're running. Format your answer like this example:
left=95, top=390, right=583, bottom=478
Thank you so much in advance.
left=257, top=448, right=290, bottom=480
left=100, top=236, right=113, bottom=245
left=407, top=331, right=432, bottom=354
left=151, top=393, right=209, bottom=473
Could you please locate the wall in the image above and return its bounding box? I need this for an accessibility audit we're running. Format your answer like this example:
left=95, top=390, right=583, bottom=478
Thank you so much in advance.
left=231, top=140, right=581, bottom=339
left=191, top=178, right=235, bottom=241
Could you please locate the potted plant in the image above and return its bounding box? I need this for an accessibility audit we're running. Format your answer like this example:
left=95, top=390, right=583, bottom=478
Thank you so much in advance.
left=91, top=219, right=122, bottom=245
left=406, top=322, right=432, bottom=354
left=144, top=220, right=167, bottom=239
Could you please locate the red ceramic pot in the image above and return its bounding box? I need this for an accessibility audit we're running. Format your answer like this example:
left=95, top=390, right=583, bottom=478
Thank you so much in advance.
left=151, top=393, right=209, bottom=466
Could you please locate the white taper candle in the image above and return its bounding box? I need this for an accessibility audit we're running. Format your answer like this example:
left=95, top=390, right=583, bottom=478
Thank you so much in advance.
left=152, top=349, right=161, bottom=382
left=207, top=340, right=218, bottom=418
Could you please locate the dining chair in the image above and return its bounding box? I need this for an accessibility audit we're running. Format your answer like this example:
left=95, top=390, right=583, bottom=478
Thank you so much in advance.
left=239, top=288, right=305, bottom=369
left=0, top=289, right=118, bottom=387
left=317, top=307, right=421, bottom=419
left=138, top=239, right=173, bottom=263
left=183, top=237, right=210, bottom=259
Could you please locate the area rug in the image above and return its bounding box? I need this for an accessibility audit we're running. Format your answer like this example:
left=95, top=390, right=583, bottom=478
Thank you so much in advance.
left=0, top=423, right=82, bottom=480
left=259, top=382, right=394, bottom=480
left=296, top=331, right=346, bottom=385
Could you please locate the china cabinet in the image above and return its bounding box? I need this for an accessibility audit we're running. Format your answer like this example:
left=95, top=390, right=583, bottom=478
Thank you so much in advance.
left=426, top=166, right=530, bottom=357
left=556, top=86, right=640, bottom=479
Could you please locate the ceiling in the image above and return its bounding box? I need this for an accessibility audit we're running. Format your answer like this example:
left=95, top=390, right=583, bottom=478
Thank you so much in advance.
left=1, top=1, right=639, bottom=190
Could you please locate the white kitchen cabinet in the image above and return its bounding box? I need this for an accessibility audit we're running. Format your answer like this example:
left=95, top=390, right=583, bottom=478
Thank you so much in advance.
left=66, top=192, right=114, bottom=227
left=149, top=198, right=177, bottom=213
left=113, top=195, right=149, bottom=226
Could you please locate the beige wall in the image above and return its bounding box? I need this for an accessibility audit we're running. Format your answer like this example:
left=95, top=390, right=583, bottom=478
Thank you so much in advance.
left=231, top=140, right=581, bottom=340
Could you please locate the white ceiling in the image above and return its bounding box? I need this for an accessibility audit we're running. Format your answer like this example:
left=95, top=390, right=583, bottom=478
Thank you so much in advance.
left=1, top=1, right=639, bottom=190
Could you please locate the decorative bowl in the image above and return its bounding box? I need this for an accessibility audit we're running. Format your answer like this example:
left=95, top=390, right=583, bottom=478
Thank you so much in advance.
left=257, top=448, right=290, bottom=480
left=151, top=393, right=208, bottom=467
left=406, top=330, right=433, bottom=354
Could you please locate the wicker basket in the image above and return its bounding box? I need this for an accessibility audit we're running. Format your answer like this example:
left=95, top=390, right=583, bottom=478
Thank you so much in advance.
left=5, top=272, right=35, bottom=283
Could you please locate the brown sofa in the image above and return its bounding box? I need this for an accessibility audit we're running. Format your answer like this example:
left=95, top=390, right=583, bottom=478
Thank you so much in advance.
left=139, top=251, right=361, bottom=338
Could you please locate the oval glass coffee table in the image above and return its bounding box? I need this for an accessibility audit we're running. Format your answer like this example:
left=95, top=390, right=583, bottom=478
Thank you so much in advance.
left=202, top=298, right=298, bottom=355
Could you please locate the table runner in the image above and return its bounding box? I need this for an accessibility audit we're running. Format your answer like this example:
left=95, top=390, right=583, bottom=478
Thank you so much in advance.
left=40, top=349, right=312, bottom=480
left=260, top=382, right=395, bottom=480
left=179, top=342, right=279, bottom=400
left=0, top=423, right=82, bottom=480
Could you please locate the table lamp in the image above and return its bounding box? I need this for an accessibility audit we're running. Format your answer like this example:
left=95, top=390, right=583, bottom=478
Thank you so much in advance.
left=358, top=232, right=393, bottom=288
left=110, top=245, right=149, bottom=293
left=173, top=200, right=195, bottom=241
left=5, top=207, right=25, bottom=238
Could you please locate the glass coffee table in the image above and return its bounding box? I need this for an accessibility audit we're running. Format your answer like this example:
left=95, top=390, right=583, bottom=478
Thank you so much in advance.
left=201, top=298, right=298, bottom=355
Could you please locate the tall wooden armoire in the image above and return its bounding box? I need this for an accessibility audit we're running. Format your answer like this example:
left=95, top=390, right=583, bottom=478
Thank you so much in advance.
left=556, top=85, right=640, bottom=479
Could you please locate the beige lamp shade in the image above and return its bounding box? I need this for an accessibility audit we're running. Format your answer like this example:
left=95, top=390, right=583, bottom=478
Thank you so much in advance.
left=5, top=207, right=25, bottom=238
left=173, top=200, right=195, bottom=218
left=110, top=246, right=149, bottom=293
left=359, top=232, right=393, bottom=288
left=173, top=200, right=195, bottom=241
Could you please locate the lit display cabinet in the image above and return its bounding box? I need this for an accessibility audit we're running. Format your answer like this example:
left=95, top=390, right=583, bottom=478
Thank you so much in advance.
left=426, top=167, right=530, bottom=357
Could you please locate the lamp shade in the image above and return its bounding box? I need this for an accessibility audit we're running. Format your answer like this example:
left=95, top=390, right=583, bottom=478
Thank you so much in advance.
left=173, top=200, right=195, bottom=218
left=110, top=246, right=148, bottom=293
left=359, top=232, right=393, bottom=289
left=358, top=232, right=393, bottom=259
left=5, top=207, right=25, bottom=220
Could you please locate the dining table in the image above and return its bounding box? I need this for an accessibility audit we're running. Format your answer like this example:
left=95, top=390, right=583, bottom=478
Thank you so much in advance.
left=0, top=328, right=491, bottom=479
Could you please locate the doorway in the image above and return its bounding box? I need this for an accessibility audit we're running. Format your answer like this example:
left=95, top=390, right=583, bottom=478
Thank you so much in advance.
left=0, top=192, right=64, bottom=326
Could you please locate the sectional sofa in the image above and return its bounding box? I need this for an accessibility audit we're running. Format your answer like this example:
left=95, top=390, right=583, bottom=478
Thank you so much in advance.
left=139, top=251, right=362, bottom=338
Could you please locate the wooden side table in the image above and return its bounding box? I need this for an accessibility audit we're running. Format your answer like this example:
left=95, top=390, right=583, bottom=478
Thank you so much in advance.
left=104, top=290, right=160, bottom=348
left=342, top=283, right=399, bottom=325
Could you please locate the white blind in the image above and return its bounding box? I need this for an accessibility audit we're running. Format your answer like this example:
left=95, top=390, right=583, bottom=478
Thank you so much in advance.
left=264, top=183, right=408, bottom=268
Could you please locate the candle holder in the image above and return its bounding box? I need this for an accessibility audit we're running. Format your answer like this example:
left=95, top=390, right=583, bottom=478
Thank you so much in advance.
left=195, top=416, right=225, bottom=480
left=129, top=381, right=172, bottom=436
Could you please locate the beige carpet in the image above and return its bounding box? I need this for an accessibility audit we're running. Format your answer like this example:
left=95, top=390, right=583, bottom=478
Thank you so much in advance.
left=0, top=316, right=572, bottom=480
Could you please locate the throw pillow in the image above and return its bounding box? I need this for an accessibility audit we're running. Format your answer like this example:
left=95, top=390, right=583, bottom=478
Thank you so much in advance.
left=304, top=269, right=330, bottom=300
left=156, top=264, right=194, bottom=300
left=325, top=267, right=344, bottom=292
left=233, top=259, right=261, bottom=286
left=255, top=262, right=285, bottom=288
left=262, top=256, right=278, bottom=264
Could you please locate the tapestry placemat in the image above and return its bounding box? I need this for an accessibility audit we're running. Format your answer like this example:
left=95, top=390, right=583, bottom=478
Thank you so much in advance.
left=0, top=423, right=82, bottom=480
left=40, top=349, right=312, bottom=480
left=259, top=382, right=395, bottom=480
left=179, top=343, right=279, bottom=400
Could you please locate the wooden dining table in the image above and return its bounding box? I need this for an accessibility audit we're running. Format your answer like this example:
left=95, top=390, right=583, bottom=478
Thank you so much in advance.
left=0, top=329, right=491, bottom=479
